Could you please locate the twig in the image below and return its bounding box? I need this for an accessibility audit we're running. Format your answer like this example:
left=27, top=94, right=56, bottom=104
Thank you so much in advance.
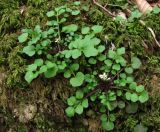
left=139, top=20, right=160, bottom=47
left=93, top=0, right=116, bottom=17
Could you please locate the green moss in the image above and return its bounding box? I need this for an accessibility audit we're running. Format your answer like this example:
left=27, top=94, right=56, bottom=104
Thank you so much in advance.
left=0, top=0, right=160, bottom=131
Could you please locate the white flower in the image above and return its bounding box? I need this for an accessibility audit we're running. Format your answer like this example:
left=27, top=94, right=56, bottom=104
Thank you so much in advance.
left=99, top=73, right=111, bottom=81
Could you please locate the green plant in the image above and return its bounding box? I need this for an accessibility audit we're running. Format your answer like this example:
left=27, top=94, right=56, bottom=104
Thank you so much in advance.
left=18, top=2, right=149, bottom=131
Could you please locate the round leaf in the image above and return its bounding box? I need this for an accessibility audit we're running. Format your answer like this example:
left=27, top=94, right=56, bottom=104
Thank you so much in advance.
left=65, top=107, right=75, bottom=117
left=82, top=99, right=88, bottom=108
left=81, top=27, right=90, bottom=34
left=18, top=33, right=28, bottom=43
left=67, top=96, right=77, bottom=106
left=131, top=57, right=142, bottom=69
left=75, top=104, right=83, bottom=114
left=76, top=90, right=84, bottom=99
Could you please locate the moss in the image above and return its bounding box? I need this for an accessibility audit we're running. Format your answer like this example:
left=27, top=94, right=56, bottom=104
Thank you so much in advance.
left=0, top=0, right=160, bottom=131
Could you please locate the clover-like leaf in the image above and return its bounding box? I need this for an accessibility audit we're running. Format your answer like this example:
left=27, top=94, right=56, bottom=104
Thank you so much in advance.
left=71, top=10, right=80, bottom=15
left=44, top=65, right=58, bottom=78
left=81, top=27, right=90, bottom=34
left=136, top=85, right=144, bottom=93
left=34, top=59, right=43, bottom=66
left=126, top=103, right=138, bottom=114
left=23, top=45, right=35, bottom=56
left=18, top=33, right=28, bottom=43
left=46, top=11, right=55, bottom=17
left=117, top=47, right=125, bottom=55
left=62, top=24, right=78, bottom=33
left=70, top=72, right=84, bottom=87
left=131, top=93, right=139, bottom=102
left=108, top=50, right=116, bottom=59
left=64, top=70, right=71, bottom=78
left=102, top=121, right=114, bottom=131
left=76, top=90, right=84, bottom=99
left=67, top=96, right=77, bottom=106
left=125, top=67, right=133, bottom=74
left=25, top=71, right=38, bottom=83
left=91, top=25, right=103, bottom=33
left=70, top=63, right=79, bottom=71
left=82, top=99, right=89, bottom=108
left=83, top=46, right=98, bottom=57
left=139, top=91, right=149, bottom=103
left=65, top=107, right=75, bottom=117
left=100, top=114, right=107, bottom=122
left=131, top=57, right=142, bottom=69
left=75, top=104, right=83, bottom=114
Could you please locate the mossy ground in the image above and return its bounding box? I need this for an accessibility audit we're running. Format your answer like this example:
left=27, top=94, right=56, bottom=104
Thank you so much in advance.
left=0, top=0, right=160, bottom=131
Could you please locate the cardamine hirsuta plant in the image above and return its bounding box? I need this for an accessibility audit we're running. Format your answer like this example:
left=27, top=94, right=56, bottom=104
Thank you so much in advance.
left=18, top=2, right=149, bottom=131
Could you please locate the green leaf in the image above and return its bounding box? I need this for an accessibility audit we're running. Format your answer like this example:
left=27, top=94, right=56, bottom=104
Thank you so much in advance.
left=102, top=121, right=114, bottom=131
left=23, top=45, right=35, bottom=56
left=71, top=10, right=80, bottom=15
left=131, top=93, right=139, bottom=102
left=117, top=47, right=125, bottom=55
left=34, top=59, right=43, bottom=66
left=108, top=50, right=116, bottom=59
left=46, top=11, right=55, bottom=17
left=45, top=61, right=55, bottom=68
left=47, top=28, right=55, bottom=34
left=119, top=79, right=127, bottom=86
left=131, top=57, right=142, bottom=69
left=136, top=85, right=144, bottom=93
left=76, top=90, right=84, bottom=99
left=81, top=27, right=90, bottom=34
left=125, top=92, right=131, bottom=100
left=34, top=25, right=41, bottom=33
left=104, top=59, right=112, bottom=67
left=109, top=114, right=116, bottom=122
left=62, top=24, right=78, bottom=33
left=74, top=1, right=81, bottom=5
left=75, top=104, right=83, bottom=114
left=39, top=65, right=47, bottom=73
left=91, top=38, right=101, bottom=45
left=126, top=77, right=134, bottom=83
left=129, top=10, right=142, bottom=21
left=64, top=70, right=71, bottom=78
left=118, top=101, right=125, bottom=109
left=88, top=58, right=97, bottom=64
left=91, top=25, right=103, bottom=33
left=70, top=63, right=79, bottom=71
left=59, top=8, right=66, bottom=15
left=129, top=82, right=137, bottom=90
left=71, top=49, right=81, bottom=59
left=98, top=54, right=106, bottom=61
left=83, top=46, right=98, bottom=57
left=67, top=96, right=76, bottom=106
left=117, top=90, right=122, bottom=96
left=98, top=45, right=105, bottom=53
left=112, top=64, right=120, bottom=71
left=18, top=33, right=28, bottom=43
left=120, top=73, right=126, bottom=79
left=65, top=107, right=75, bottom=117
left=134, top=124, right=148, bottom=132
left=82, top=99, right=88, bottom=108
left=126, top=103, right=138, bottom=114
left=139, top=91, right=149, bottom=103
left=44, top=66, right=58, bottom=78
left=25, top=71, right=37, bottom=83
left=125, top=67, right=133, bottom=74
left=27, top=64, right=37, bottom=71
left=100, top=114, right=107, bottom=121
left=70, top=72, right=84, bottom=87
left=153, top=6, right=160, bottom=14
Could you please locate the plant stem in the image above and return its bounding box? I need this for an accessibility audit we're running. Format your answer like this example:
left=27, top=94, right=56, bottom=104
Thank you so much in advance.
left=56, top=12, right=61, bottom=51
